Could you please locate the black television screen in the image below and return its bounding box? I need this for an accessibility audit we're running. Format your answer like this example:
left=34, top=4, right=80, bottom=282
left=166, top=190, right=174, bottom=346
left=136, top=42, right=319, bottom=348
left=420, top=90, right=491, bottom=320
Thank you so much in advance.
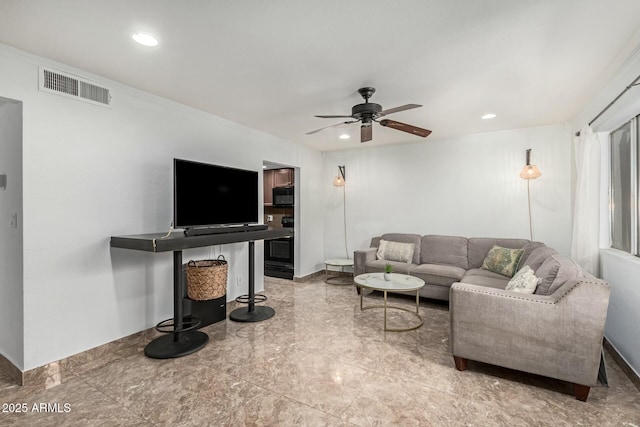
left=174, top=158, right=259, bottom=228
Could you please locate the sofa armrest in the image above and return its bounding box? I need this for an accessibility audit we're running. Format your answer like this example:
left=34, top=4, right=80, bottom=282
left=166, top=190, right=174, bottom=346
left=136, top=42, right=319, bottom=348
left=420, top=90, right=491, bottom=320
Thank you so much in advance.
left=450, top=278, right=610, bottom=387
left=354, top=248, right=377, bottom=277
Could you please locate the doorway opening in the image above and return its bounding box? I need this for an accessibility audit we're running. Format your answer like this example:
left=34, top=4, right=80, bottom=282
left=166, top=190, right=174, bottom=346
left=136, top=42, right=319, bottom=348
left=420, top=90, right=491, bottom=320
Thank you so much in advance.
left=263, top=161, right=299, bottom=279
left=0, top=96, right=24, bottom=378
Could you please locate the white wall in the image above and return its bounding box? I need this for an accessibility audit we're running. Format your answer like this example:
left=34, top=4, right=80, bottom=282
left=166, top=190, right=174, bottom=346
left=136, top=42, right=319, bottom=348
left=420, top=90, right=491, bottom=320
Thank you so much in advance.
left=323, top=124, right=573, bottom=259
left=0, top=44, right=325, bottom=371
left=600, top=249, right=640, bottom=378
left=0, top=98, right=24, bottom=369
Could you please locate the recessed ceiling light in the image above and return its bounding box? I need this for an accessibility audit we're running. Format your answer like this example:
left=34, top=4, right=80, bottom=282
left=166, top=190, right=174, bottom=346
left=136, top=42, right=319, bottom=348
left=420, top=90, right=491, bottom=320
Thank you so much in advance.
left=339, top=133, right=350, bottom=140
left=132, top=32, right=158, bottom=47
left=481, top=113, right=497, bottom=120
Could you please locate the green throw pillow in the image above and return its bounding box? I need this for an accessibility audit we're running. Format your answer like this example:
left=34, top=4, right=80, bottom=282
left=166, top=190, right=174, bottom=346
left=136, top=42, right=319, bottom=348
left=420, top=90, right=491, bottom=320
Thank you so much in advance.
left=481, top=245, right=524, bottom=277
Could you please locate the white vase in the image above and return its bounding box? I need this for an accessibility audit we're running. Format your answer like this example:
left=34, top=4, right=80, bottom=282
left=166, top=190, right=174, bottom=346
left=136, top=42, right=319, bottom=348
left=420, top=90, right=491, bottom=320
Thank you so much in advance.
left=384, top=273, right=392, bottom=281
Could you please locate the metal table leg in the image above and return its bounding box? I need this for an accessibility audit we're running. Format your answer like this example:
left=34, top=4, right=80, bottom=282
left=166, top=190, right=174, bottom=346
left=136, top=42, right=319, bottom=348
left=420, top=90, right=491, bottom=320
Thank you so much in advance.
left=144, top=250, right=209, bottom=359
left=230, top=241, right=275, bottom=322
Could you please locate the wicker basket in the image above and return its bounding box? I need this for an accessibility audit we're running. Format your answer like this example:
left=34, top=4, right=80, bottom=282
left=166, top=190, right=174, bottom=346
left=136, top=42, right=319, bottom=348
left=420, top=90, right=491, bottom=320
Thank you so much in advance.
left=186, top=256, right=228, bottom=301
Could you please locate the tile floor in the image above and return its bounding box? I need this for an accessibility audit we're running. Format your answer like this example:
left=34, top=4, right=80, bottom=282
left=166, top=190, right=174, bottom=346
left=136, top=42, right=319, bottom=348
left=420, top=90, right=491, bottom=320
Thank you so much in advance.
left=1, top=276, right=639, bottom=426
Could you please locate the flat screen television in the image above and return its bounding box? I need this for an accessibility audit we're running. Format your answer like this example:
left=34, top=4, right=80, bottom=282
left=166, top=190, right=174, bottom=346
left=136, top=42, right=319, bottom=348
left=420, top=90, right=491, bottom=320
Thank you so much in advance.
left=174, top=158, right=259, bottom=229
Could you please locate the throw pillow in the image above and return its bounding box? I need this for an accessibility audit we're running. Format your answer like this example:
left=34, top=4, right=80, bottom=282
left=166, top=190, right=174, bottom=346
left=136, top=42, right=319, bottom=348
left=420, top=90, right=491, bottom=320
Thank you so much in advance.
left=481, top=245, right=524, bottom=277
left=516, top=241, right=546, bottom=270
left=505, top=265, right=539, bottom=294
left=534, top=254, right=583, bottom=295
left=521, top=246, right=558, bottom=272
left=376, top=239, right=415, bottom=263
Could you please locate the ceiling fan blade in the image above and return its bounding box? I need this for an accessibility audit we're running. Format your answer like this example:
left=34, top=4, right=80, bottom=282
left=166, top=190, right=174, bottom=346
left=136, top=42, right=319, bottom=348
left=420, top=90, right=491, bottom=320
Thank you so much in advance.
left=306, top=120, right=357, bottom=135
left=379, top=119, right=432, bottom=138
left=361, top=125, right=372, bottom=143
left=378, top=104, right=422, bottom=116
left=314, top=114, right=354, bottom=119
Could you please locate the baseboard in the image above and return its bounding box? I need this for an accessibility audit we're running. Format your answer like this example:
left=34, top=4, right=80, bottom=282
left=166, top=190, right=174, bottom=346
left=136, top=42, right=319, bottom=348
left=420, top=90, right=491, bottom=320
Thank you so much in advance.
left=3, top=327, right=160, bottom=389
left=293, top=270, right=324, bottom=282
left=293, top=269, right=354, bottom=283
left=604, top=337, right=640, bottom=392
left=0, top=353, right=23, bottom=385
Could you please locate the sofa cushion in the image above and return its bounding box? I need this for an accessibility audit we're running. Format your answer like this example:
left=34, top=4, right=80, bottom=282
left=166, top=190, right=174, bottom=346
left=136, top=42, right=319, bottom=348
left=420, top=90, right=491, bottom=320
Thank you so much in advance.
left=365, top=259, right=417, bottom=275
left=460, top=268, right=511, bottom=289
left=463, top=268, right=510, bottom=281
left=521, top=246, right=558, bottom=272
left=516, top=241, right=546, bottom=270
left=410, top=263, right=465, bottom=288
left=505, top=265, right=539, bottom=294
left=376, top=239, right=414, bottom=263
left=468, top=238, right=530, bottom=269
left=379, top=233, right=422, bottom=264
left=534, top=254, right=583, bottom=295
left=420, top=235, right=468, bottom=269
left=481, top=245, right=524, bottom=277
left=458, top=274, right=509, bottom=290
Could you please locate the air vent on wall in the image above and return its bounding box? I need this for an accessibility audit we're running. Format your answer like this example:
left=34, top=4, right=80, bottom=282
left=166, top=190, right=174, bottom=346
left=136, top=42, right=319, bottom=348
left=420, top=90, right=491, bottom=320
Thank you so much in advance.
left=39, top=67, right=111, bottom=107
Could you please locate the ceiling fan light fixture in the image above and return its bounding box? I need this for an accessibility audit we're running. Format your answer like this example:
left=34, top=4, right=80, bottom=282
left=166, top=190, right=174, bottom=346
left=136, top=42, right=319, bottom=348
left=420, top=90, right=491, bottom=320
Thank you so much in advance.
left=481, top=113, right=497, bottom=120
left=132, top=32, right=159, bottom=47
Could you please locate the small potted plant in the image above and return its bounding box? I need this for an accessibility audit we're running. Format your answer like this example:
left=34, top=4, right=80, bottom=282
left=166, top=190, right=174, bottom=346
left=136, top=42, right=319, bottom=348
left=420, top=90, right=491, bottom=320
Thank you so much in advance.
left=384, top=263, right=393, bottom=281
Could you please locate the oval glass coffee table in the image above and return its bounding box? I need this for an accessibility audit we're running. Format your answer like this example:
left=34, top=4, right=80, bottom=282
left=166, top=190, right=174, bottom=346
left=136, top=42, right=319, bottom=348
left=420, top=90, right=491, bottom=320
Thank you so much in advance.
left=354, top=272, right=425, bottom=332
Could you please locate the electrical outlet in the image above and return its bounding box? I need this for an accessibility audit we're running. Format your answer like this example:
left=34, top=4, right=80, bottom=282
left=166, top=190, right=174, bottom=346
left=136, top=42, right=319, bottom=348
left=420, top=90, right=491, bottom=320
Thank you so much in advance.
left=10, top=213, right=17, bottom=228
left=267, top=215, right=273, bottom=222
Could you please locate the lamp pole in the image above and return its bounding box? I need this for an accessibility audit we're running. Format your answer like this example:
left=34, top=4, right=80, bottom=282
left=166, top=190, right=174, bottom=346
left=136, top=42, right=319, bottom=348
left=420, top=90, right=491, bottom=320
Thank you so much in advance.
left=519, top=149, right=542, bottom=241
left=527, top=179, right=534, bottom=241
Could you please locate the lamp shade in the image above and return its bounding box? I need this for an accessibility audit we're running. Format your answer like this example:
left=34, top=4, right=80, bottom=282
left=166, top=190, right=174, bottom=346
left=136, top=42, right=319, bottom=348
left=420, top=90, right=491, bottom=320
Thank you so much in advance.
left=519, top=149, right=541, bottom=180
left=519, top=164, right=542, bottom=180
left=333, top=165, right=346, bottom=186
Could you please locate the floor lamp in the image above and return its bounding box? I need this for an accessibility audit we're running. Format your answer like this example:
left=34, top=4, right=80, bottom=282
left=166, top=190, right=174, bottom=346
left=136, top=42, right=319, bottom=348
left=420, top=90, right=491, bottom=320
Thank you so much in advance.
left=332, top=165, right=349, bottom=258
left=519, top=149, right=542, bottom=240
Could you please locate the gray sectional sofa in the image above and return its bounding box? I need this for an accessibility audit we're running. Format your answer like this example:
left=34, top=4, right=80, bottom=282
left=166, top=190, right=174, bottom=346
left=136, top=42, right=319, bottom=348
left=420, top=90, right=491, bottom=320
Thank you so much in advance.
left=353, top=233, right=610, bottom=401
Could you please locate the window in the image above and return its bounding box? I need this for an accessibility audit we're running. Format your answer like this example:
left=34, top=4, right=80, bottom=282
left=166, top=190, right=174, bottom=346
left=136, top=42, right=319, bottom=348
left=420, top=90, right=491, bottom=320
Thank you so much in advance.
left=610, top=116, right=637, bottom=254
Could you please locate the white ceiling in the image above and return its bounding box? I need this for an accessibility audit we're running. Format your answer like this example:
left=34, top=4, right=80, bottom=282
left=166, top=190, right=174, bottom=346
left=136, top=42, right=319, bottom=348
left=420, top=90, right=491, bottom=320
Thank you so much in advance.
left=1, top=1, right=640, bottom=151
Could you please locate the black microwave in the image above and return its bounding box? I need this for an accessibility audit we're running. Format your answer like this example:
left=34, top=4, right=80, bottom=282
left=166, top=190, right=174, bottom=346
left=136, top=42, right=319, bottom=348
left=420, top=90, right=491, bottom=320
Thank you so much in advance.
left=273, top=186, right=294, bottom=206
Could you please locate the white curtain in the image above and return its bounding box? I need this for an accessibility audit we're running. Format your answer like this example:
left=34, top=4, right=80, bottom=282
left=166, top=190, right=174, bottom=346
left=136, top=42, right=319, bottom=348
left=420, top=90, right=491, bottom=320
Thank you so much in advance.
left=571, top=126, right=601, bottom=276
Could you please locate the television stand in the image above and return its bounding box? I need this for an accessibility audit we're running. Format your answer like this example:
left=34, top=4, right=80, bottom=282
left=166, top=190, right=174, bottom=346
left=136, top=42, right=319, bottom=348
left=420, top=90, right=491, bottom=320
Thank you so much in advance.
left=110, top=227, right=292, bottom=359
left=184, top=224, right=268, bottom=237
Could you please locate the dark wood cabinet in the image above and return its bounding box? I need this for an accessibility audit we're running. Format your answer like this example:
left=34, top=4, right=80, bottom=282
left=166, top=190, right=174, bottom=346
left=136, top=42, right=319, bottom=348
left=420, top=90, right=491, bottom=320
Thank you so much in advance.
left=263, top=170, right=274, bottom=205
left=263, top=168, right=294, bottom=206
left=274, top=169, right=293, bottom=187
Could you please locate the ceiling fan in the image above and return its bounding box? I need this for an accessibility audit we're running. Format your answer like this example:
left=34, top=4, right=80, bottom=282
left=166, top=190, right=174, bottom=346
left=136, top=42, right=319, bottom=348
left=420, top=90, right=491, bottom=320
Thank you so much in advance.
left=306, top=87, right=432, bottom=143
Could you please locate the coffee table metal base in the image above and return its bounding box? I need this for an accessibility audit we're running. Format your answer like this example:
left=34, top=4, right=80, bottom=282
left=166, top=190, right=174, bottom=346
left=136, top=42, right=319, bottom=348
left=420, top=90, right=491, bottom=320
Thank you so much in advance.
left=326, top=273, right=353, bottom=285
left=324, top=259, right=354, bottom=285
left=360, top=289, right=423, bottom=332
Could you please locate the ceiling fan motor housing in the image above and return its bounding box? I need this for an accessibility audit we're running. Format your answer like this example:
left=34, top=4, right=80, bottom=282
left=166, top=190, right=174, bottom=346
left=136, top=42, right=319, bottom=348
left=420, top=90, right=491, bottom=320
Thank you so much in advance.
left=352, top=102, right=382, bottom=120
